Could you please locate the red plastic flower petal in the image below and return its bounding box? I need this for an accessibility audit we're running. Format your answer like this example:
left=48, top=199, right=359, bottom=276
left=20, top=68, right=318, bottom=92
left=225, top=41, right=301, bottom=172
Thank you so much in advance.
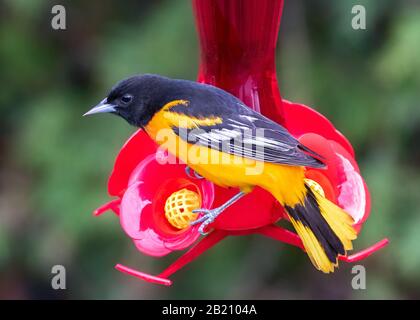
left=211, top=187, right=282, bottom=230
left=283, top=99, right=371, bottom=231
left=283, top=99, right=355, bottom=157
left=100, top=129, right=216, bottom=256
left=108, top=130, right=158, bottom=197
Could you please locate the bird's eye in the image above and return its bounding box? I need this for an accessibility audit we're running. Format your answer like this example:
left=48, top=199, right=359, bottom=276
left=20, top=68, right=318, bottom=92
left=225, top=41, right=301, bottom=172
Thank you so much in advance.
left=120, top=94, right=133, bottom=105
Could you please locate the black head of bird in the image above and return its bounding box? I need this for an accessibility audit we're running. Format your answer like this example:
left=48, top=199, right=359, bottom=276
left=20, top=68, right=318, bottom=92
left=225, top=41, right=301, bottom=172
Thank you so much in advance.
left=84, top=74, right=173, bottom=127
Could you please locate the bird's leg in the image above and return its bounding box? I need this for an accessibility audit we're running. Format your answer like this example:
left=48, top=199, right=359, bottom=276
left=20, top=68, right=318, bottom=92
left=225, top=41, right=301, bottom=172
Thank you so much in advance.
left=185, top=166, right=204, bottom=179
left=191, top=191, right=246, bottom=236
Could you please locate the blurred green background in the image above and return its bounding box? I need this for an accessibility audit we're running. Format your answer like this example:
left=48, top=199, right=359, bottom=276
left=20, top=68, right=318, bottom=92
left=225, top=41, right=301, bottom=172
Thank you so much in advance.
left=0, top=0, right=419, bottom=299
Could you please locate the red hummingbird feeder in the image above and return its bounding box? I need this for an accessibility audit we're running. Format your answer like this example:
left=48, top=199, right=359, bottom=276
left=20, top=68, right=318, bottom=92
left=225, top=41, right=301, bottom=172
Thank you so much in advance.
left=93, top=0, right=388, bottom=286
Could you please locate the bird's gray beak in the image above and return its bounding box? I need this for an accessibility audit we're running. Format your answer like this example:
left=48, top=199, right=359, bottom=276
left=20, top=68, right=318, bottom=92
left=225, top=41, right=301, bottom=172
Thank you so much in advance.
left=83, top=98, right=116, bottom=116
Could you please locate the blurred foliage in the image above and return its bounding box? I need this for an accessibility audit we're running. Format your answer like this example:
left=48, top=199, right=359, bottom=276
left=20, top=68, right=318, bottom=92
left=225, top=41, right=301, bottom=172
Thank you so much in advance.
left=0, top=0, right=419, bottom=299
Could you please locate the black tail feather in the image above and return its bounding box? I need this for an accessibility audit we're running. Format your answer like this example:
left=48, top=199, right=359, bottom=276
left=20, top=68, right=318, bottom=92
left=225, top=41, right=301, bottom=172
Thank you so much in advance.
left=285, top=186, right=345, bottom=263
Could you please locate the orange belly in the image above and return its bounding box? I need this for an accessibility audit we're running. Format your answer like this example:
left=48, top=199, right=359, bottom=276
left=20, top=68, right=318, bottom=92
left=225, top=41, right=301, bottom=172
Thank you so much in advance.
left=145, top=121, right=306, bottom=206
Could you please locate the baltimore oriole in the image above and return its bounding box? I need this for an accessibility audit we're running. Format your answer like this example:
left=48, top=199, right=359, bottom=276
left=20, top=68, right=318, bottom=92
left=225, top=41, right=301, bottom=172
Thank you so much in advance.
left=85, top=74, right=357, bottom=273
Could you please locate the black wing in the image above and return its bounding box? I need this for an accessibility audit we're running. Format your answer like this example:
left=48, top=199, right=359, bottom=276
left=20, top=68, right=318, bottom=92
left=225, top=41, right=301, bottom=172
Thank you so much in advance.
left=167, top=81, right=325, bottom=168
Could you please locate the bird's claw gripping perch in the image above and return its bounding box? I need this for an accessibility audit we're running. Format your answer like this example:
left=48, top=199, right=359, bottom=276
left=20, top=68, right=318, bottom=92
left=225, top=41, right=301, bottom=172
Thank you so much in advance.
left=190, top=191, right=246, bottom=236
left=190, top=208, right=223, bottom=235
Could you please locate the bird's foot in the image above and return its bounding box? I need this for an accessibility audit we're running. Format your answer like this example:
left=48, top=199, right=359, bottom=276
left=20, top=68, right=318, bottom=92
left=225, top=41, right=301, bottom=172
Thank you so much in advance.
left=190, top=192, right=246, bottom=236
left=190, top=207, right=224, bottom=236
